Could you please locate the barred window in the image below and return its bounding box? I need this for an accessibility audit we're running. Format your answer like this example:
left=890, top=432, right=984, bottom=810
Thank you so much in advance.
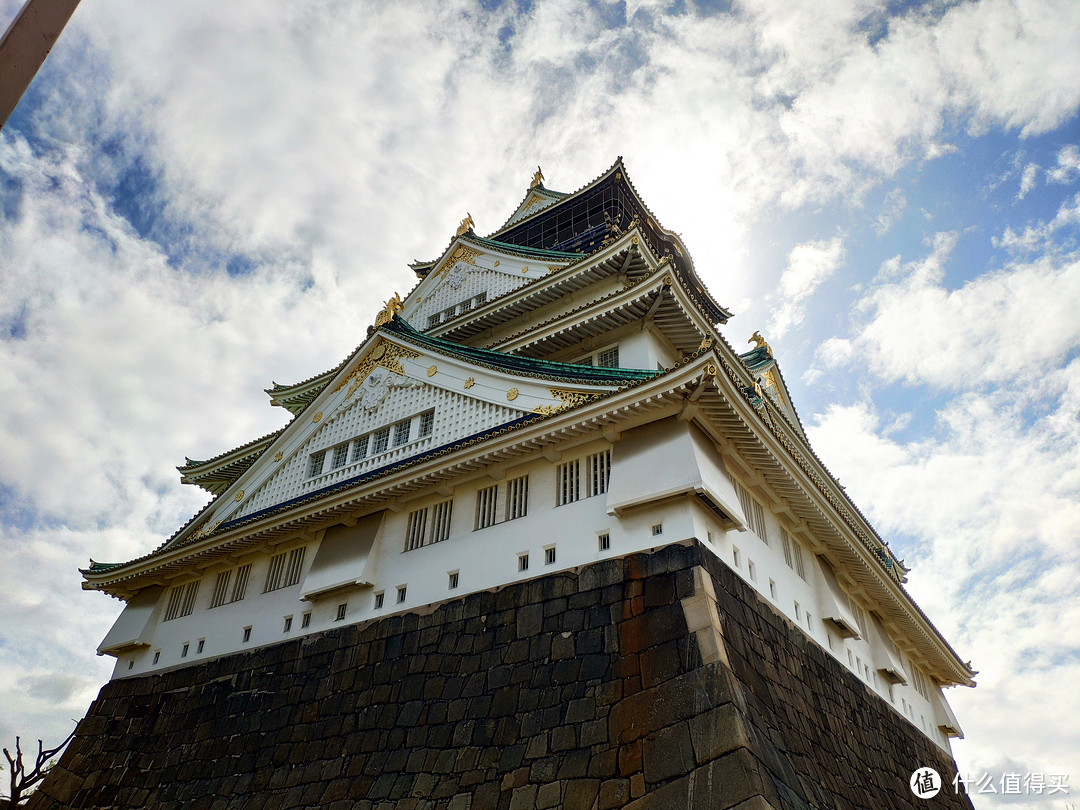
left=209, top=566, right=249, bottom=609
left=307, top=450, right=326, bottom=477
left=372, top=427, right=390, bottom=454
left=556, top=458, right=580, bottom=506
left=585, top=450, right=609, bottom=497
left=428, top=313, right=441, bottom=329
left=351, top=435, right=369, bottom=462
left=556, top=450, right=610, bottom=506
left=505, top=475, right=529, bottom=521
left=545, top=547, right=556, bottom=565
left=475, top=483, right=499, bottom=530
left=448, top=571, right=459, bottom=589
left=264, top=547, right=306, bottom=593
left=405, top=507, right=428, bottom=552
left=397, top=586, right=407, bottom=603
left=430, top=500, right=453, bottom=543
left=404, top=500, right=453, bottom=551
left=417, top=409, right=435, bottom=439
left=393, top=419, right=411, bottom=447
left=331, top=443, right=349, bottom=469
left=598, top=532, right=610, bottom=551
left=163, top=580, right=200, bottom=622
left=474, top=291, right=487, bottom=306
left=735, top=481, right=769, bottom=544
left=780, top=528, right=806, bottom=580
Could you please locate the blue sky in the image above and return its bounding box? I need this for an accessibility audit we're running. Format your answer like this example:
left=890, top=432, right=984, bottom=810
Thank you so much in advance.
left=2, top=0, right=1079, bottom=805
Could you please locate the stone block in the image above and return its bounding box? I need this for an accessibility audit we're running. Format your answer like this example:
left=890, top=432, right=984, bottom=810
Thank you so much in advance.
left=642, top=721, right=695, bottom=784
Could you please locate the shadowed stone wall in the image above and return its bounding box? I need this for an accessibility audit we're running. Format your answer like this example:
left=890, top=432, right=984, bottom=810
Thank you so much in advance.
left=29, top=541, right=974, bottom=809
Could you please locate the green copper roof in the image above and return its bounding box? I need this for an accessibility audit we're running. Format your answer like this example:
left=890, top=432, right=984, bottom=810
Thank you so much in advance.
left=466, top=234, right=583, bottom=260
left=384, top=317, right=658, bottom=384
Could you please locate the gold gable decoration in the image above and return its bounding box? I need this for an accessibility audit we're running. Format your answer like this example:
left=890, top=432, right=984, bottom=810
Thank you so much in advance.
left=374, top=293, right=404, bottom=327
left=333, top=339, right=421, bottom=400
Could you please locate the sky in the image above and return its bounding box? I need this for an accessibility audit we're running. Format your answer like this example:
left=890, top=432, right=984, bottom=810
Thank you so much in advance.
left=1, top=0, right=1078, bottom=805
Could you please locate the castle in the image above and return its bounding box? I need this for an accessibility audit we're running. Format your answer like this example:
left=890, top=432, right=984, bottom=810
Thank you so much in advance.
left=35, top=161, right=975, bottom=809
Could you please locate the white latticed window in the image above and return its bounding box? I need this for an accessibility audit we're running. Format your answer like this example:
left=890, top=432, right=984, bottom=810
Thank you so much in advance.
left=372, top=427, right=390, bottom=454
left=163, top=580, right=200, bottom=622
left=505, top=475, right=529, bottom=521
left=351, top=436, right=369, bottom=462
left=264, top=547, right=306, bottom=593
left=307, top=450, right=326, bottom=477
left=331, top=443, right=349, bottom=469
left=556, top=450, right=610, bottom=506
left=475, top=483, right=499, bottom=529
left=597, top=346, right=619, bottom=368
left=418, top=409, right=435, bottom=439
left=735, top=481, right=769, bottom=545
left=393, top=419, right=411, bottom=447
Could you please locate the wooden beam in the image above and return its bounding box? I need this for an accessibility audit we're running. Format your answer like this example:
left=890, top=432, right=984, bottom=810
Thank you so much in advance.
left=0, top=0, right=83, bottom=129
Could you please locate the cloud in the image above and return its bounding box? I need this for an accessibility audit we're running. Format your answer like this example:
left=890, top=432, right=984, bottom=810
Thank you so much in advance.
left=1017, top=162, right=1039, bottom=199
left=768, top=236, right=845, bottom=337
left=994, top=192, right=1080, bottom=253
left=807, top=386, right=1080, bottom=791
left=818, top=229, right=1080, bottom=388
left=874, top=187, right=907, bottom=235
left=1047, top=144, right=1080, bottom=185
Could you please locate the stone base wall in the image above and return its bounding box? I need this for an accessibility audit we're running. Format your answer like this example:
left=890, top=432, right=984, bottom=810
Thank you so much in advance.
left=30, top=541, right=973, bottom=810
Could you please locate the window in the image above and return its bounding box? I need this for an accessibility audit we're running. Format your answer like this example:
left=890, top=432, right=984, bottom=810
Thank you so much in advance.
left=396, top=586, right=407, bottom=604
left=308, top=450, right=326, bottom=477
left=545, top=546, right=556, bottom=565
left=474, top=291, right=487, bottom=306
left=597, top=346, right=619, bottom=368
left=735, top=481, right=769, bottom=545
left=733, top=547, right=741, bottom=568
left=748, top=560, right=756, bottom=581
left=163, top=580, right=200, bottom=622
left=331, top=443, right=349, bottom=469
left=448, top=571, right=459, bottom=589
left=598, top=532, right=610, bottom=551
left=428, top=313, right=441, bottom=329
left=418, top=410, right=435, bottom=439
left=769, top=579, right=777, bottom=599
left=264, top=547, right=306, bottom=593
left=351, top=435, right=369, bottom=462
left=405, top=500, right=453, bottom=550
left=556, top=450, right=610, bottom=506
left=196, top=639, right=205, bottom=654
left=181, top=643, right=189, bottom=658
left=556, top=459, right=579, bottom=506
left=374, top=592, right=384, bottom=609
left=128, top=660, right=134, bottom=670
left=243, top=626, right=252, bottom=643
left=153, top=650, right=160, bottom=665
left=780, top=528, right=806, bottom=580
left=651, top=524, right=663, bottom=536
left=475, top=483, right=498, bottom=529
left=794, top=601, right=801, bottom=621
left=209, top=563, right=251, bottom=608
left=283, top=616, right=293, bottom=633
left=405, top=507, right=428, bottom=552
left=393, top=419, right=411, bottom=447
left=518, top=554, right=529, bottom=572
left=506, top=475, right=529, bottom=520
left=336, top=603, right=347, bottom=621
left=301, top=612, right=311, bottom=629
left=372, top=427, right=390, bottom=454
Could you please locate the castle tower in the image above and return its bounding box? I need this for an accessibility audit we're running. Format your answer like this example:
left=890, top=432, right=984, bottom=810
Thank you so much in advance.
left=33, top=161, right=974, bottom=809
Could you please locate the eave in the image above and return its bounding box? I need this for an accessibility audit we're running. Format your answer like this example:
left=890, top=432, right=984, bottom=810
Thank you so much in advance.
left=427, top=228, right=654, bottom=345
left=82, top=351, right=973, bottom=686
left=265, top=368, right=338, bottom=415
left=178, top=430, right=283, bottom=495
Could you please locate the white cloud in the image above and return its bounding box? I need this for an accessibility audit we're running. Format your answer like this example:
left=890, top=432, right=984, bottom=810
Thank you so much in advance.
left=818, top=229, right=1080, bottom=388
left=768, top=236, right=845, bottom=337
left=994, top=192, right=1080, bottom=253
left=873, top=187, right=907, bottom=235
left=808, top=385, right=1080, bottom=791
left=1017, top=161, right=1039, bottom=199
left=1047, top=144, right=1080, bottom=184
